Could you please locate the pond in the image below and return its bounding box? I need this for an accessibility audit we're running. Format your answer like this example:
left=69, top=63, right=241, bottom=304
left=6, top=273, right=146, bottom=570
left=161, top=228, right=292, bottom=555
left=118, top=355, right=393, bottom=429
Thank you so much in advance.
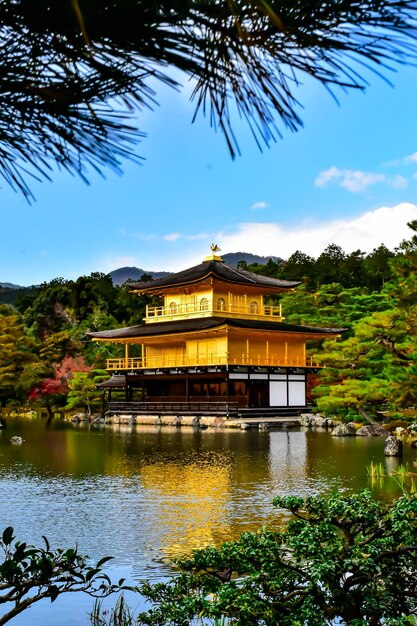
left=0, top=417, right=415, bottom=625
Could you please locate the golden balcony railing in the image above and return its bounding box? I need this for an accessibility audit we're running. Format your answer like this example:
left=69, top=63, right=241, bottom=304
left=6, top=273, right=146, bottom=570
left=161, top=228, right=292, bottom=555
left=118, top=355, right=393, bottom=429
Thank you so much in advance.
left=145, top=301, right=283, bottom=323
left=106, top=354, right=321, bottom=371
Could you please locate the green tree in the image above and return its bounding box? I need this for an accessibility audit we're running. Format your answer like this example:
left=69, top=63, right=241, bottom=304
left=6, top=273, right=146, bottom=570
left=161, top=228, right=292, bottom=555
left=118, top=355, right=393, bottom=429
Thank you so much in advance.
left=0, top=310, right=39, bottom=405
left=22, top=278, right=74, bottom=339
left=71, top=273, right=117, bottom=321
left=364, top=244, right=395, bottom=291
left=113, top=284, right=149, bottom=326
left=0, top=527, right=122, bottom=626
left=134, top=490, right=417, bottom=626
left=279, top=283, right=389, bottom=330
left=2, top=1, right=417, bottom=200
left=313, top=223, right=417, bottom=421
left=66, top=370, right=103, bottom=416
left=314, top=244, right=348, bottom=288
left=278, top=250, right=315, bottom=287
left=314, top=308, right=414, bottom=421
left=39, top=330, right=82, bottom=366
left=343, top=250, right=366, bottom=289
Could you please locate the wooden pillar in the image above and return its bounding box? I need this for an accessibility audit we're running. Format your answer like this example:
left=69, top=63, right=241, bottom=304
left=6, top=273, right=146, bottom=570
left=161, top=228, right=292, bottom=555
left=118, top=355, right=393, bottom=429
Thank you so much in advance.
left=125, top=343, right=129, bottom=367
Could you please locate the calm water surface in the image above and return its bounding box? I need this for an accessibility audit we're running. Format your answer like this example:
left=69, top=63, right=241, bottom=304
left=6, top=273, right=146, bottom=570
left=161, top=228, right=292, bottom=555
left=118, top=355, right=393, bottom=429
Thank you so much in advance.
left=0, top=418, right=415, bottom=625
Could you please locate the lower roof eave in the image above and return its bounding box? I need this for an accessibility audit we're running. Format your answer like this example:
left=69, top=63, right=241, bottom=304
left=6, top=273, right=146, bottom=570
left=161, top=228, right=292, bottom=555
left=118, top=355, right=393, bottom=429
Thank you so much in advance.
left=107, top=364, right=320, bottom=377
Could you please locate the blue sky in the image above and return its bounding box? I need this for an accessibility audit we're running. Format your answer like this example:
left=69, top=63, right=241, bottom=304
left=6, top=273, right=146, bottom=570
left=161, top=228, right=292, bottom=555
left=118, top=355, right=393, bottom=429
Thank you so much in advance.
left=2, top=59, right=417, bottom=286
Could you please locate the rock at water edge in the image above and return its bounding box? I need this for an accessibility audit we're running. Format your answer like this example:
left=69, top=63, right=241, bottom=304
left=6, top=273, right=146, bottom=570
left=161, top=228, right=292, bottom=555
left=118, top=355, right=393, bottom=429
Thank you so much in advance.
left=384, top=435, right=403, bottom=457
left=331, top=422, right=356, bottom=437
left=356, top=425, right=389, bottom=438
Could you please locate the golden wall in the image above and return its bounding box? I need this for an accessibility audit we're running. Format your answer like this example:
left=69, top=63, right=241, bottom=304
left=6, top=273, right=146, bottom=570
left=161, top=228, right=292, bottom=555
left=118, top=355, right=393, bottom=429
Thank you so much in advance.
left=141, top=330, right=306, bottom=368
left=161, top=287, right=264, bottom=314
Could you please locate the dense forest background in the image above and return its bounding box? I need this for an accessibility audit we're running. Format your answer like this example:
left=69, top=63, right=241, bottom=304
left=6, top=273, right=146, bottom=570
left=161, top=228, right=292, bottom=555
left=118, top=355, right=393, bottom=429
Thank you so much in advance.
left=1, top=222, right=416, bottom=422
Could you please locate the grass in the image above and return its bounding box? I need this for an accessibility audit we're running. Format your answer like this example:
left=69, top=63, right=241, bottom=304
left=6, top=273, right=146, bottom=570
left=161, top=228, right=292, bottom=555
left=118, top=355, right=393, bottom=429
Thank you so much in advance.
left=90, top=595, right=135, bottom=626
left=367, top=461, right=385, bottom=479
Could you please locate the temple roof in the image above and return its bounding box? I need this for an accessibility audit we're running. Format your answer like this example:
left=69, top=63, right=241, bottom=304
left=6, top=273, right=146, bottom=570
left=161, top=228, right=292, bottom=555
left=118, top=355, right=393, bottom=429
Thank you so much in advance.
left=129, top=259, right=300, bottom=294
left=96, top=375, right=126, bottom=388
left=87, top=317, right=345, bottom=341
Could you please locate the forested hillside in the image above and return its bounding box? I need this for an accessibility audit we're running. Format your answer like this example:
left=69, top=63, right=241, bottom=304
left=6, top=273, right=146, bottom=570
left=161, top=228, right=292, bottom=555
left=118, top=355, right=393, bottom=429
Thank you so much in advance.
left=1, top=224, right=416, bottom=422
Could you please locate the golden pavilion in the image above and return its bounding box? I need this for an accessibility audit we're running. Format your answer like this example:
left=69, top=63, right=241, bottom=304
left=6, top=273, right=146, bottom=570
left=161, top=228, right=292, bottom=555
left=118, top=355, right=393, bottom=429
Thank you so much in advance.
left=88, top=247, right=341, bottom=416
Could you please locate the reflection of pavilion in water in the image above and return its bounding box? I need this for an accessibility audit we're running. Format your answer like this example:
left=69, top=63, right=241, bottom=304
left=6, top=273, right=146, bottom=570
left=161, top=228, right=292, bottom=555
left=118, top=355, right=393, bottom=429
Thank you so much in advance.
left=136, top=429, right=313, bottom=562
left=268, top=430, right=308, bottom=492
left=140, top=459, right=232, bottom=561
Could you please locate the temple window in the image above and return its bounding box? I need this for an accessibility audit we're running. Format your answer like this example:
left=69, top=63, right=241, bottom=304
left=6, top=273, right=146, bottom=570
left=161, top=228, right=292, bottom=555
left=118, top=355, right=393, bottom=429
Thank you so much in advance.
left=169, top=302, right=178, bottom=314
left=250, top=301, right=259, bottom=314
left=217, top=297, right=226, bottom=311
left=200, top=297, right=209, bottom=311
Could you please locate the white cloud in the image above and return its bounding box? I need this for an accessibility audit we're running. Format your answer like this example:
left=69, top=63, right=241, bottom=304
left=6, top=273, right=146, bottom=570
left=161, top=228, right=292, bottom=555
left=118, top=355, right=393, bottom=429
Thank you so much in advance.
left=163, top=232, right=181, bottom=241
left=97, top=204, right=417, bottom=274
left=250, top=201, right=269, bottom=210
left=315, top=167, right=408, bottom=193
left=384, top=152, right=417, bottom=167
left=404, top=152, right=417, bottom=164
left=340, top=171, right=385, bottom=193
left=315, top=166, right=341, bottom=188
left=214, top=203, right=417, bottom=260
left=390, top=174, right=408, bottom=189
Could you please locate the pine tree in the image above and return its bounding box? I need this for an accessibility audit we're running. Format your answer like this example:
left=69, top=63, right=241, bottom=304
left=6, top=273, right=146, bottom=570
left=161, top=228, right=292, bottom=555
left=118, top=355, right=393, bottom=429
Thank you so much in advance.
left=314, top=222, right=417, bottom=421
left=0, top=310, right=38, bottom=405
left=2, top=1, right=417, bottom=199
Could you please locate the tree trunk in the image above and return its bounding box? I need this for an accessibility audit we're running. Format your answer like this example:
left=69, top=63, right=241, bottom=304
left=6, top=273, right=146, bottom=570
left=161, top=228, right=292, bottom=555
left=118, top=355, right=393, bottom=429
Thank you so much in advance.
left=358, top=405, right=378, bottom=425
left=44, top=401, right=54, bottom=420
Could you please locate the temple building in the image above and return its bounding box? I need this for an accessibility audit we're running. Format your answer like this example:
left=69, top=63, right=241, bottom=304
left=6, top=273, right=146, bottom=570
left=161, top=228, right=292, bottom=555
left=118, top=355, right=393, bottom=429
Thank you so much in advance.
left=88, top=247, right=341, bottom=416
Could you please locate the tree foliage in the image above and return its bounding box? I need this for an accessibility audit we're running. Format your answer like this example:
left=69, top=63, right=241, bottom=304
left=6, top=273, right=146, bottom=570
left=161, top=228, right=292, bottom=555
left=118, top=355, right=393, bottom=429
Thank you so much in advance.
left=2, top=0, right=417, bottom=199
left=249, top=244, right=396, bottom=292
left=312, top=222, right=417, bottom=421
left=0, top=527, right=122, bottom=626
left=134, top=490, right=417, bottom=626
left=29, top=355, right=94, bottom=417
left=66, top=369, right=106, bottom=416
left=0, top=310, right=38, bottom=406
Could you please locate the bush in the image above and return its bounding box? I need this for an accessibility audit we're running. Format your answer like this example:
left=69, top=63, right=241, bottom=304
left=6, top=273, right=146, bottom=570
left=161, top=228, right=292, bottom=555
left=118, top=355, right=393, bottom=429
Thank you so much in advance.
left=134, top=490, right=417, bottom=626
left=0, top=528, right=125, bottom=626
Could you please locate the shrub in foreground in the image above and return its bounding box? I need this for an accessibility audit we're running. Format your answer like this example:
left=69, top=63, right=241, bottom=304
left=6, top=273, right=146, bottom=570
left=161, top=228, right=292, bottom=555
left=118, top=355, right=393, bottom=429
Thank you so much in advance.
left=0, top=527, right=124, bottom=626
left=135, top=490, right=417, bottom=625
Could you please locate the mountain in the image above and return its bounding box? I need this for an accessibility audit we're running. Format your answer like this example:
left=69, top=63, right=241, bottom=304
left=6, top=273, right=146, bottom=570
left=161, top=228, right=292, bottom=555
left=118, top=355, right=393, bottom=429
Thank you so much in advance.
left=0, top=282, right=23, bottom=289
left=109, top=253, right=281, bottom=286
left=222, top=252, right=280, bottom=267
left=0, top=284, right=39, bottom=306
left=109, top=267, right=171, bottom=286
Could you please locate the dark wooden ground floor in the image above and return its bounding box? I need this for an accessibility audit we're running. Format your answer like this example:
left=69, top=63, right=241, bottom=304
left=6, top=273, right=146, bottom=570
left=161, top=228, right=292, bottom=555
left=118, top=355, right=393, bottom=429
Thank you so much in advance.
left=100, top=365, right=319, bottom=411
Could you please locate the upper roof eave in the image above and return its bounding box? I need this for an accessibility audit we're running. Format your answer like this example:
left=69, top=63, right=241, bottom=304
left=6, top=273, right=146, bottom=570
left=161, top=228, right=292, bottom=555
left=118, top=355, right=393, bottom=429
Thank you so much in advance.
left=86, top=316, right=346, bottom=341
left=129, top=260, right=300, bottom=294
